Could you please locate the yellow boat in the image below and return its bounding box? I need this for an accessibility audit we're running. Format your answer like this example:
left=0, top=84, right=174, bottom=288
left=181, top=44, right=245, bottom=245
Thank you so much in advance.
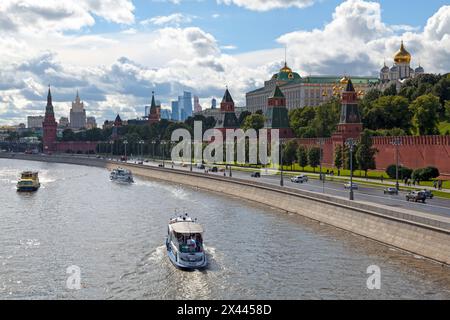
left=17, top=171, right=41, bottom=192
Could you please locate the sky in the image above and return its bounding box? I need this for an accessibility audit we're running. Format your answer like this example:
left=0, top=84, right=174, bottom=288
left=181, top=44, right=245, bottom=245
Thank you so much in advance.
left=0, top=0, right=450, bottom=125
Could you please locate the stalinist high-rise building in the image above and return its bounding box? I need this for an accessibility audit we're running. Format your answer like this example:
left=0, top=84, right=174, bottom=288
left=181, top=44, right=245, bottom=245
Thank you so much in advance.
left=70, top=91, right=87, bottom=129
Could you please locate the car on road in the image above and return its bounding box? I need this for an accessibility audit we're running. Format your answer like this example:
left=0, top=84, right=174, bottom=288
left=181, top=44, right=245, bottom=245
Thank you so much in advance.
left=120, top=156, right=127, bottom=162
left=406, top=191, right=427, bottom=203
left=251, top=172, right=261, bottom=178
left=420, top=189, right=434, bottom=199
left=211, top=167, right=218, bottom=172
left=158, top=164, right=165, bottom=168
left=384, top=187, right=398, bottom=195
left=196, top=163, right=205, bottom=169
left=344, top=182, right=359, bottom=190
left=291, top=175, right=308, bottom=183
left=137, top=161, right=143, bottom=165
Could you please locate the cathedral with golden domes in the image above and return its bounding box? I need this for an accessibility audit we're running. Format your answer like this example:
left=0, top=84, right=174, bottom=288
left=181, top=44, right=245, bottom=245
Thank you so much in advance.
left=379, top=41, right=425, bottom=89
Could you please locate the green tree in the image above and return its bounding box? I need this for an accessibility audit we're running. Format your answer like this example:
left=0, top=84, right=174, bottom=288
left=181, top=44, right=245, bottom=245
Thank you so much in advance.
left=445, top=100, right=450, bottom=120
left=238, top=111, right=251, bottom=126
left=289, top=107, right=316, bottom=137
left=355, top=130, right=378, bottom=177
left=362, top=95, right=412, bottom=132
left=296, top=145, right=308, bottom=170
left=62, top=129, right=77, bottom=141
left=283, top=140, right=298, bottom=168
left=308, top=147, right=321, bottom=173
left=383, top=83, right=397, bottom=96
left=409, top=94, right=441, bottom=135
left=334, top=144, right=343, bottom=171
left=241, top=114, right=265, bottom=131
left=311, top=98, right=340, bottom=137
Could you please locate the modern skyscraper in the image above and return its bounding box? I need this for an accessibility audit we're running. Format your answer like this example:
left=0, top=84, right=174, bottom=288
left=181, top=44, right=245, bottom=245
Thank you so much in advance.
left=180, top=91, right=193, bottom=120
left=70, top=91, right=87, bottom=129
left=171, top=101, right=179, bottom=121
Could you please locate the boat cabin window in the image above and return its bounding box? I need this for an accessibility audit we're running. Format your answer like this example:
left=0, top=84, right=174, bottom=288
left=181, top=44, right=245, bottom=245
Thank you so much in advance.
left=175, top=233, right=203, bottom=253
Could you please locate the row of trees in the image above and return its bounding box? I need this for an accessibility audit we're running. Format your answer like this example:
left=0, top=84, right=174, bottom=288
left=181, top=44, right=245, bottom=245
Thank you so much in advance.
left=280, top=130, right=378, bottom=176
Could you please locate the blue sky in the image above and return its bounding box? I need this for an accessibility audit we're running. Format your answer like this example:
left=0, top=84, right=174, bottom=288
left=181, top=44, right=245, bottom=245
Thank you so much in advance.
left=86, top=0, right=450, bottom=53
left=0, top=0, right=449, bottom=125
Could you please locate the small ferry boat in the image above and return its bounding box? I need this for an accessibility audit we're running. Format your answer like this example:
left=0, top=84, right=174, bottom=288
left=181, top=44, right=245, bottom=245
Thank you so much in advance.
left=110, top=168, right=134, bottom=183
left=17, top=171, right=41, bottom=192
left=166, top=213, right=207, bottom=270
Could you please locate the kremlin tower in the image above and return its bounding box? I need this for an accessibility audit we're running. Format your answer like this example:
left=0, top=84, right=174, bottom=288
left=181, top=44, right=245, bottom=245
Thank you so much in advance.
left=148, top=91, right=161, bottom=125
left=42, top=87, right=57, bottom=152
left=264, top=85, right=294, bottom=139
left=332, top=78, right=363, bottom=145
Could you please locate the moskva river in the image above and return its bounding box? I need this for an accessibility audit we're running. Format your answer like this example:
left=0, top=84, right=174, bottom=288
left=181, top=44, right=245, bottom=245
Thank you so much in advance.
left=0, top=159, right=449, bottom=299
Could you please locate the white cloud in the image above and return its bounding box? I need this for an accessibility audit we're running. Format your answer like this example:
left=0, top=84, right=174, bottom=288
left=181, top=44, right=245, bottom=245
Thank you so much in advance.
left=1, top=0, right=450, bottom=126
left=141, top=13, right=194, bottom=27
left=277, top=0, right=450, bottom=76
left=217, top=0, right=315, bottom=11
left=0, top=0, right=135, bottom=34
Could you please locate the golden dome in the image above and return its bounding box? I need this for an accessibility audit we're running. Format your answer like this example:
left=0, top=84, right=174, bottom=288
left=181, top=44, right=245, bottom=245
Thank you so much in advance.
left=394, top=41, right=411, bottom=64
left=280, top=62, right=292, bottom=73
left=340, top=76, right=349, bottom=84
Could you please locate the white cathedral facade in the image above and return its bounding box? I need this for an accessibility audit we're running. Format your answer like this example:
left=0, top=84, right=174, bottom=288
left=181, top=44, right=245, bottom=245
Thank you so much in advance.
left=379, top=41, right=425, bottom=90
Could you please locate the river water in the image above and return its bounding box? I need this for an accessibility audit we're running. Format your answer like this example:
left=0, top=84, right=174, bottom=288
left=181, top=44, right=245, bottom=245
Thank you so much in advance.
left=0, top=159, right=449, bottom=300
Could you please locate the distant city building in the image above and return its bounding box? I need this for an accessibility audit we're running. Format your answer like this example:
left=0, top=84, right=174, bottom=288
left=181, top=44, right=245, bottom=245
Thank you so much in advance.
left=160, top=109, right=171, bottom=120
left=171, top=101, right=180, bottom=121
left=27, top=116, right=44, bottom=129
left=379, top=41, right=425, bottom=91
left=246, top=62, right=377, bottom=114
left=177, top=91, right=192, bottom=121
left=86, top=116, right=97, bottom=129
left=194, top=95, right=202, bottom=113
left=145, top=105, right=150, bottom=118
left=70, top=91, right=87, bottom=129
left=59, top=117, right=69, bottom=128
left=211, top=98, right=217, bottom=109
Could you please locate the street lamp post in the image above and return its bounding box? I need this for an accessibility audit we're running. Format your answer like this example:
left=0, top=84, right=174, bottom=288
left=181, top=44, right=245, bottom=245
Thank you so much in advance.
left=138, top=140, right=144, bottom=161
left=161, top=141, right=167, bottom=167
left=110, top=141, right=114, bottom=160
left=317, top=138, right=325, bottom=193
left=190, top=136, right=193, bottom=172
left=345, top=138, right=357, bottom=201
left=123, top=140, right=128, bottom=161
left=151, top=140, right=156, bottom=161
left=391, top=138, right=402, bottom=191
left=280, top=139, right=284, bottom=187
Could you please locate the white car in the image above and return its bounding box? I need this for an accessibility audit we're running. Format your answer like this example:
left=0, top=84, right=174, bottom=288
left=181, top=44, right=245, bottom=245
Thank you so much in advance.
left=344, top=182, right=359, bottom=190
left=291, top=175, right=309, bottom=183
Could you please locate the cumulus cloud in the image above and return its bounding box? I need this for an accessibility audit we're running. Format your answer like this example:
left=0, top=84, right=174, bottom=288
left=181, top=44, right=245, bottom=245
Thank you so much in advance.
left=277, top=0, right=450, bottom=76
left=217, top=0, right=315, bottom=11
left=141, top=13, right=194, bottom=27
left=0, top=0, right=134, bottom=34
left=1, top=0, right=450, bottom=126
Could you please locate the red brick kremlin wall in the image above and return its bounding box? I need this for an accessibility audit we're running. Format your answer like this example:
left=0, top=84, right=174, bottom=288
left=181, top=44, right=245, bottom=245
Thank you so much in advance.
left=294, top=135, right=450, bottom=175
left=55, top=141, right=99, bottom=153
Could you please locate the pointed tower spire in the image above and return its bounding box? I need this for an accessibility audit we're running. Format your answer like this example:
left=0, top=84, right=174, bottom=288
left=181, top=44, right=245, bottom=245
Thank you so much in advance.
left=47, top=85, right=52, bottom=106
left=151, top=90, right=156, bottom=108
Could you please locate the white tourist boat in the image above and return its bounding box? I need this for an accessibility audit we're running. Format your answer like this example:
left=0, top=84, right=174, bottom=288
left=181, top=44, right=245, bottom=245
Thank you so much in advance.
left=166, top=213, right=207, bottom=270
left=110, top=167, right=134, bottom=183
